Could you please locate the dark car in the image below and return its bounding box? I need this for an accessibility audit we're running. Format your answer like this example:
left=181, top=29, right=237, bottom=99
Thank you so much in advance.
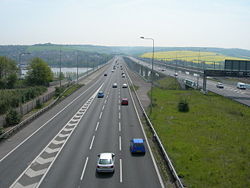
left=130, top=138, right=146, bottom=154
left=104, top=73, right=107, bottom=76
left=121, top=98, right=128, bottom=105
left=97, top=91, right=104, bottom=98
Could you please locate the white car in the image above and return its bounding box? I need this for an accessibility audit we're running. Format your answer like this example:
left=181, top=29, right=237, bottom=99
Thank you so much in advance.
left=96, top=153, right=115, bottom=173
left=174, top=72, right=178, bottom=76
left=216, top=82, right=224, bottom=88
left=122, top=83, right=128, bottom=88
left=112, top=83, right=118, bottom=88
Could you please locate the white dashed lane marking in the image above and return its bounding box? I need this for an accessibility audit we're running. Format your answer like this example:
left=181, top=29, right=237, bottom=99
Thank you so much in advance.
left=80, top=157, right=89, bottom=181
left=99, top=112, right=103, bottom=119
left=95, top=122, right=99, bottom=131
left=89, top=136, right=95, bottom=150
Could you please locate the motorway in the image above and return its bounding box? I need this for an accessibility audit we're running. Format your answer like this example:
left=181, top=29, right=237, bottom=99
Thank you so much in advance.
left=0, top=57, right=163, bottom=188
left=128, top=57, right=250, bottom=106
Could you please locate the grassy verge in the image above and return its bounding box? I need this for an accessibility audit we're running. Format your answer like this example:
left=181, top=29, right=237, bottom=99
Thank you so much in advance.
left=149, top=77, right=250, bottom=187
left=129, top=84, right=139, bottom=92
left=60, top=84, right=83, bottom=98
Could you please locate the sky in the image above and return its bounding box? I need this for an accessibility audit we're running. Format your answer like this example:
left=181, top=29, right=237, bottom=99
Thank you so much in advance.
left=1, top=0, right=250, bottom=50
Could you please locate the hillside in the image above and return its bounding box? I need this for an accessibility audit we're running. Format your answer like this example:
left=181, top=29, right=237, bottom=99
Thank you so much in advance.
left=1, top=44, right=250, bottom=66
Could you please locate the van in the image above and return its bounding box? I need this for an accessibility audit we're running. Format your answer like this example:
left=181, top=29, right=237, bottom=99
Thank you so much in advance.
left=237, top=82, right=246, bottom=90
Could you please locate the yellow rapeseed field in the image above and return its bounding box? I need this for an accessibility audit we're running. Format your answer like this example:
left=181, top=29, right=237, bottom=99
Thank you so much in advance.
left=140, top=51, right=247, bottom=65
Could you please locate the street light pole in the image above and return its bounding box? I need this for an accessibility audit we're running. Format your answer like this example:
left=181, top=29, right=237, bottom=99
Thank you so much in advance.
left=140, top=36, right=154, bottom=115
left=59, top=48, right=62, bottom=87
left=76, top=51, right=79, bottom=84
left=18, top=52, right=31, bottom=78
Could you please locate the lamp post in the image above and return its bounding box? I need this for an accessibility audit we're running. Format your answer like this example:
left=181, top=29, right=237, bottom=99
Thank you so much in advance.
left=18, top=52, right=31, bottom=78
left=76, top=51, right=79, bottom=84
left=18, top=52, right=31, bottom=115
left=59, top=48, right=62, bottom=87
left=140, top=36, right=154, bottom=115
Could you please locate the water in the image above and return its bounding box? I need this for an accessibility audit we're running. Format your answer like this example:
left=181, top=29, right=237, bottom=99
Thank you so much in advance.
left=51, top=67, right=90, bottom=74
left=21, top=67, right=92, bottom=77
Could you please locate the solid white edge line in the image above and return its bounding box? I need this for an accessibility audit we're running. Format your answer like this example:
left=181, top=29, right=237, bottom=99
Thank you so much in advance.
left=119, top=136, right=122, bottom=151
left=125, top=65, right=165, bottom=188
left=0, top=81, right=103, bottom=163
left=89, top=135, right=95, bottom=150
left=80, top=157, right=89, bottom=181
left=120, top=159, right=123, bottom=183
left=95, top=122, right=99, bottom=131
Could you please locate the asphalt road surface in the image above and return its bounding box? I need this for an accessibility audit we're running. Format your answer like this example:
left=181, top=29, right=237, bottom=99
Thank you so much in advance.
left=128, top=56, right=250, bottom=107
left=0, top=57, right=164, bottom=188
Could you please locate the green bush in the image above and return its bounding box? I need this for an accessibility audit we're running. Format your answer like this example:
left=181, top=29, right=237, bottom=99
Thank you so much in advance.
left=36, top=99, right=42, bottom=109
left=55, top=87, right=65, bottom=97
left=0, top=127, right=4, bottom=135
left=178, top=99, right=189, bottom=112
left=5, top=109, right=21, bottom=127
left=0, top=100, right=9, bottom=114
left=0, top=86, right=47, bottom=114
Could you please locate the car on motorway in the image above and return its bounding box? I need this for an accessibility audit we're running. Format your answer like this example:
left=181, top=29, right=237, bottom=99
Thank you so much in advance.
left=174, top=72, right=178, bottom=76
left=104, top=73, right=107, bottom=76
left=97, top=91, right=104, bottom=98
left=130, top=138, right=146, bottom=154
left=122, top=83, right=128, bottom=88
left=111, top=70, right=114, bottom=72
left=216, top=82, right=224, bottom=88
left=112, top=83, right=118, bottom=88
left=122, top=74, right=125, bottom=78
left=237, top=82, right=246, bottom=89
left=121, top=98, right=128, bottom=105
left=96, top=153, right=115, bottom=173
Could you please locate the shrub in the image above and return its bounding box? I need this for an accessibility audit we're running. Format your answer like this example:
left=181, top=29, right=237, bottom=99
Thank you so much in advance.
left=55, top=87, right=65, bottom=97
left=5, top=109, right=21, bottom=127
left=178, top=99, right=189, bottom=112
left=0, top=100, right=9, bottom=114
left=36, top=99, right=42, bottom=109
left=0, top=127, right=4, bottom=135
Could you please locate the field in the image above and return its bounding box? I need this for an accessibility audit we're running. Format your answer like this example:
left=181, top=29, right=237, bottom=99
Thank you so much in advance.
left=150, top=77, right=250, bottom=187
left=141, top=51, right=249, bottom=66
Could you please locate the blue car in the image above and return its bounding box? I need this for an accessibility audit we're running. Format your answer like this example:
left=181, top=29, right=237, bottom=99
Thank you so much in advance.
left=130, top=138, right=145, bottom=154
left=97, top=91, right=104, bottom=98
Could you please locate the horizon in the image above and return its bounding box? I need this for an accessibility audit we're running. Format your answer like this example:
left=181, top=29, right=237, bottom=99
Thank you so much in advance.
left=1, top=0, right=250, bottom=50
left=1, top=43, right=250, bottom=52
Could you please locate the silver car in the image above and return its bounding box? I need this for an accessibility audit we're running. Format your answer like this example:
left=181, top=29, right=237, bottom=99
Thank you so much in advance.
left=96, top=153, right=115, bottom=173
left=122, top=83, right=128, bottom=88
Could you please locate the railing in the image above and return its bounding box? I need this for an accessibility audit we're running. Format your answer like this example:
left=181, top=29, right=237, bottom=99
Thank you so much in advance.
left=124, top=61, right=184, bottom=188
left=0, top=61, right=110, bottom=140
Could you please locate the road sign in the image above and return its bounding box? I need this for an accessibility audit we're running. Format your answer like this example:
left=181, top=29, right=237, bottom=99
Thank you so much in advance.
left=204, top=70, right=250, bottom=77
left=225, top=59, right=250, bottom=71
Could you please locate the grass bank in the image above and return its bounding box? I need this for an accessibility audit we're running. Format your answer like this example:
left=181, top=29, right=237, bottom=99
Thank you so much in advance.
left=150, top=77, right=250, bottom=187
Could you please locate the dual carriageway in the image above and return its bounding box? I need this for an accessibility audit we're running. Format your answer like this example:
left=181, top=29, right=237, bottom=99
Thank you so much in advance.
left=0, top=57, right=163, bottom=188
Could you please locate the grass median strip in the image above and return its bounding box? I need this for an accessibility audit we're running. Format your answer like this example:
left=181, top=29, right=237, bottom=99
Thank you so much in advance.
left=149, top=77, right=250, bottom=188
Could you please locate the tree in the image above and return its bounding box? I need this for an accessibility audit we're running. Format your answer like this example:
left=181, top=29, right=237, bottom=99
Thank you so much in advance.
left=0, top=56, right=18, bottom=89
left=26, top=58, right=53, bottom=86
